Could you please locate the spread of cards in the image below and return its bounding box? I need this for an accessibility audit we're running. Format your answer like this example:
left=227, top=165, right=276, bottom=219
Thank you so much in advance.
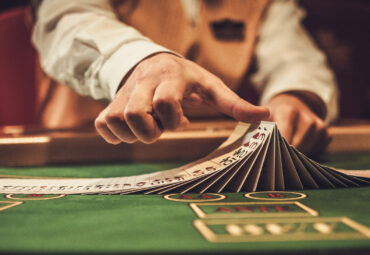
left=1, top=121, right=369, bottom=195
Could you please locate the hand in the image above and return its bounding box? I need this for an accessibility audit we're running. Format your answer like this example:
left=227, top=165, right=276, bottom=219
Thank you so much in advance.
left=95, top=53, right=270, bottom=144
left=265, top=92, right=329, bottom=155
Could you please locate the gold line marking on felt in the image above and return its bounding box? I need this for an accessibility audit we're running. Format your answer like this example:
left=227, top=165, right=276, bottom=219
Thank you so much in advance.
left=189, top=201, right=318, bottom=219
left=0, top=201, right=23, bottom=211
left=294, top=201, right=319, bottom=216
left=244, top=191, right=307, bottom=201
left=5, top=194, right=66, bottom=201
left=163, top=193, right=226, bottom=202
left=193, top=217, right=370, bottom=243
left=342, top=217, right=370, bottom=238
left=193, top=219, right=217, bottom=242
left=190, top=203, right=207, bottom=218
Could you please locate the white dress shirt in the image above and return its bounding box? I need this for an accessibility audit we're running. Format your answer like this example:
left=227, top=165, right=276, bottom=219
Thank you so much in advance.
left=32, top=0, right=339, bottom=123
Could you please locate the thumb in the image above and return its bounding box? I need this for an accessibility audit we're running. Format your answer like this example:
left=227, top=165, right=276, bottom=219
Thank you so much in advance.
left=207, top=82, right=270, bottom=123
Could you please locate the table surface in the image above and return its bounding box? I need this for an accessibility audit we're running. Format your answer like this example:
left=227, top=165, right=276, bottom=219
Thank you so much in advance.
left=0, top=153, right=369, bottom=254
left=1, top=119, right=370, bottom=167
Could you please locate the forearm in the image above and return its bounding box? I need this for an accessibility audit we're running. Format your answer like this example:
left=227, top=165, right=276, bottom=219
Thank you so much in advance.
left=252, top=0, right=339, bottom=124
left=32, top=0, right=172, bottom=100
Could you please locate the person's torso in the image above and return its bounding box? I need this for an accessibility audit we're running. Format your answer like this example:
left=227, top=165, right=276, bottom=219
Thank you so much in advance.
left=113, top=0, right=269, bottom=89
left=38, top=0, right=269, bottom=128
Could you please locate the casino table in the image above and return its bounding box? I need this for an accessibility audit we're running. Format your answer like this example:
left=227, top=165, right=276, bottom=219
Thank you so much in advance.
left=0, top=152, right=369, bottom=255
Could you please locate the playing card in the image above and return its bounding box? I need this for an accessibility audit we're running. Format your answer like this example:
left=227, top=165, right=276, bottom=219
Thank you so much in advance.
left=0, top=121, right=368, bottom=195
left=277, top=132, right=303, bottom=190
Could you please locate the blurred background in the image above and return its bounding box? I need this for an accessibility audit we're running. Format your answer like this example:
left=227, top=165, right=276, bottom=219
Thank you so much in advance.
left=0, top=0, right=369, bottom=126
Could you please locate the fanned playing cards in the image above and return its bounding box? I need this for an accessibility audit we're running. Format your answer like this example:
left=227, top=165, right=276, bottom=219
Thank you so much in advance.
left=1, top=121, right=369, bottom=195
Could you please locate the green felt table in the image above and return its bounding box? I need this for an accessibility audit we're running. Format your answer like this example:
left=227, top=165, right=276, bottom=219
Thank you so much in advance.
left=0, top=153, right=369, bottom=255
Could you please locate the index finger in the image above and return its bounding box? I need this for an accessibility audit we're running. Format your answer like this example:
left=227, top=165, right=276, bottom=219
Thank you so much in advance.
left=204, top=80, right=270, bottom=123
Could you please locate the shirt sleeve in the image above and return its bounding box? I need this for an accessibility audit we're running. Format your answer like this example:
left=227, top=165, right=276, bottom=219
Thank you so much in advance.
left=251, top=0, right=339, bottom=124
left=32, top=0, right=174, bottom=101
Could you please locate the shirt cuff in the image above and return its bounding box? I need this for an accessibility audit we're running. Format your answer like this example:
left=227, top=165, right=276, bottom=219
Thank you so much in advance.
left=99, top=40, right=176, bottom=100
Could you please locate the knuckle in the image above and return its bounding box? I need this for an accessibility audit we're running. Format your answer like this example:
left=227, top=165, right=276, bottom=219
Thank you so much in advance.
left=123, top=108, right=146, bottom=122
left=203, top=76, right=224, bottom=91
left=153, top=97, right=178, bottom=113
left=105, top=111, right=124, bottom=123
left=94, top=117, right=105, bottom=130
left=153, top=98, right=182, bottom=130
left=210, top=76, right=224, bottom=87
